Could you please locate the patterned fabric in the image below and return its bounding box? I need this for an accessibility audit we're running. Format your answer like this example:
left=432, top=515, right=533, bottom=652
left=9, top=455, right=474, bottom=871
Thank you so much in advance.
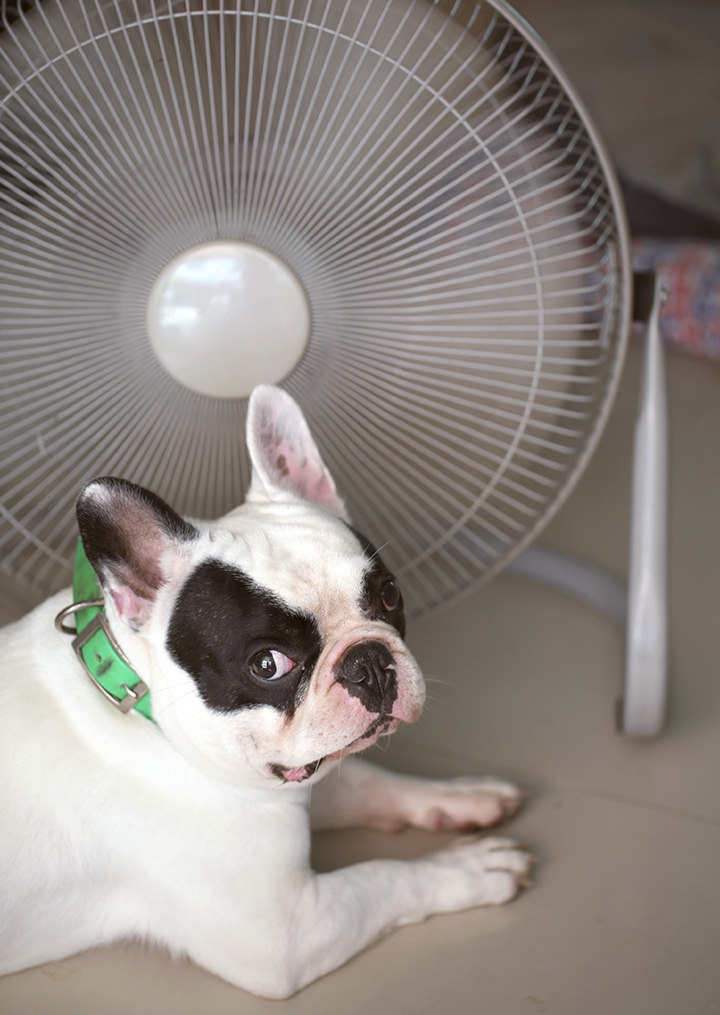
left=632, top=239, right=720, bottom=362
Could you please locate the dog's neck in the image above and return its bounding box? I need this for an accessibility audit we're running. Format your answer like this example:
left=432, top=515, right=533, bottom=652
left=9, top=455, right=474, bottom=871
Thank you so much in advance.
left=55, top=540, right=153, bottom=720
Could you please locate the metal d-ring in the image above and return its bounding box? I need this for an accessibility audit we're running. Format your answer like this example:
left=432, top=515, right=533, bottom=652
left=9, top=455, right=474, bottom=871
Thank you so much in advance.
left=54, top=599, right=105, bottom=635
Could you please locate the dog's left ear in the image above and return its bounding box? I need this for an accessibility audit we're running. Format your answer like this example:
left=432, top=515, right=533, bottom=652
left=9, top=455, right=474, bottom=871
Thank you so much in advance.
left=245, top=385, right=349, bottom=520
left=76, top=477, right=199, bottom=630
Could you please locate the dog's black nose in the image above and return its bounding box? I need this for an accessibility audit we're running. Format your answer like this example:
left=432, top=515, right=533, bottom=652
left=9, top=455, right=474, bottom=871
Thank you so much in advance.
left=335, top=640, right=398, bottom=714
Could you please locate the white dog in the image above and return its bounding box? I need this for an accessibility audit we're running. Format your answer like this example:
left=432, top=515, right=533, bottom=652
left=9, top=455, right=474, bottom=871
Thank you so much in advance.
left=0, top=385, right=533, bottom=998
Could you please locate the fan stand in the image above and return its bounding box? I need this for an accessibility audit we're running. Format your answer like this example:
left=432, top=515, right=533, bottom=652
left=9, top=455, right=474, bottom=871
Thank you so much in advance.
left=510, top=272, right=669, bottom=737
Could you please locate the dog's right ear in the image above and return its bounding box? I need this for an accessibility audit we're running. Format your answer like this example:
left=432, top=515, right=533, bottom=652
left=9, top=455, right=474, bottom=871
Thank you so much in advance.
left=76, top=477, right=199, bottom=631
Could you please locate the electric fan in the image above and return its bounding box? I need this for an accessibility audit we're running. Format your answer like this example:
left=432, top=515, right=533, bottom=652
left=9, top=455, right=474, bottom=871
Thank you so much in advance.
left=3, top=1, right=664, bottom=729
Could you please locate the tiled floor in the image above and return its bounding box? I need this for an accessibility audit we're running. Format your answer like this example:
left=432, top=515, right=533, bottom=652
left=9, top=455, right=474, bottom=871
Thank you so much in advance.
left=2, top=344, right=719, bottom=1014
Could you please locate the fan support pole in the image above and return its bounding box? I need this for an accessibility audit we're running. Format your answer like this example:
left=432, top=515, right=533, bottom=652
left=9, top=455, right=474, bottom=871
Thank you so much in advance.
left=621, top=272, right=669, bottom=736
left=511, top=271, right=669, bottom=737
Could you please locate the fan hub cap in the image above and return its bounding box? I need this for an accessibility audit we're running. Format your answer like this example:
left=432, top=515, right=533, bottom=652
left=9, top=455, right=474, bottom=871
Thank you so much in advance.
left=146, top=241, right=310, bottom=399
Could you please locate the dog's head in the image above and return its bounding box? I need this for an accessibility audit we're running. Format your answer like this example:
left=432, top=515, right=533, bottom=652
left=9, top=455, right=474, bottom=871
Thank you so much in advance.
left=76, top=386, right=425, bottom=786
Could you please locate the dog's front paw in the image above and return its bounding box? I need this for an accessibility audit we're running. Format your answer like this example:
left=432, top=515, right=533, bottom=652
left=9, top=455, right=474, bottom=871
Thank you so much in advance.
left=431, top=835, right=536, bottom=907
left=410, top=776, right=528, bottom=832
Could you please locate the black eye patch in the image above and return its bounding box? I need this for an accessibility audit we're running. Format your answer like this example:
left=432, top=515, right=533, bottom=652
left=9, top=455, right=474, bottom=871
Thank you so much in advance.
left=345, top=524, right=406, bottom=639
left=167, top=560, right=321, bottom=714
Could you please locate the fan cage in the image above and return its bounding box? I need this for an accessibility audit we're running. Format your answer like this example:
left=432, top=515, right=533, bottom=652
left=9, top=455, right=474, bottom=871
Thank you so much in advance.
left=0, top=0, right=631, bottom=617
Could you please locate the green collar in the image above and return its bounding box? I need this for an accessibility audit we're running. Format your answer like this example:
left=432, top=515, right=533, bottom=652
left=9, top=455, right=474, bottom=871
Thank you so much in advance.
left=55, top=540, right=153, bottom=721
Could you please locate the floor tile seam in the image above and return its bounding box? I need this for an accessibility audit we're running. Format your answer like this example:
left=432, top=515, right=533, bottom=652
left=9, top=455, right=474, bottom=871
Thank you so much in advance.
left=396, top=745, right=720, bottom=828
left=572, top=786, right=720, bottom=828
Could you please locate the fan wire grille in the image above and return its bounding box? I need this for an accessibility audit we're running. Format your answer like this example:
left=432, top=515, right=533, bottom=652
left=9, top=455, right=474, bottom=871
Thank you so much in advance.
left=0, top=0, right=630, bottom=616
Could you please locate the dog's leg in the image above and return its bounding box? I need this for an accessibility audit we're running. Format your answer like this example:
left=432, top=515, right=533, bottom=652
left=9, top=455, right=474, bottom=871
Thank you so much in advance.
left=185, top=834, right=534, bottom=998
left=310, top=758, right=525, bottom=832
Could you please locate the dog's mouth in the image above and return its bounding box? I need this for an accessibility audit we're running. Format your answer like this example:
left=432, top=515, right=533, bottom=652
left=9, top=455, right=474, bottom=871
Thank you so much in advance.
left=270, top=714, right=399, bottom=784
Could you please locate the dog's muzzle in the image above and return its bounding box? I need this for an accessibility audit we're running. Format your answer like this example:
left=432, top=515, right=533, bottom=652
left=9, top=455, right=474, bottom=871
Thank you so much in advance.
left=334, top=639, right=398, bottom=715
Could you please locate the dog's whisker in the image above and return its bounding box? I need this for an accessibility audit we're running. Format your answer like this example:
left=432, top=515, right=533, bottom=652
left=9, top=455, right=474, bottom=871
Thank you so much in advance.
left=156, top=680, right=195, bottom=692
left=155, top=689, right=197, bottom=715
left=365, top=539, right=393, bottom=564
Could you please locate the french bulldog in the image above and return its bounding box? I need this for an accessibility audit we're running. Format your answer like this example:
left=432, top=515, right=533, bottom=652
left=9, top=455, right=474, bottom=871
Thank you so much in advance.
left=0, top=385, right=533, bottom=998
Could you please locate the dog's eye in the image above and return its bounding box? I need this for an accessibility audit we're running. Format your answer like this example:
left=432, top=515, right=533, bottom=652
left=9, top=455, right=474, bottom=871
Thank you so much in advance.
left=380, top=580, right=402, bottom=613
left=249, top=650, right=297, bottom=681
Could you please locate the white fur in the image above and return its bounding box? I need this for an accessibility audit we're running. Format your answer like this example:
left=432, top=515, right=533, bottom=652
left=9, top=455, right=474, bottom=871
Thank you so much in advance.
left=0, top=386, right=533, bottom=998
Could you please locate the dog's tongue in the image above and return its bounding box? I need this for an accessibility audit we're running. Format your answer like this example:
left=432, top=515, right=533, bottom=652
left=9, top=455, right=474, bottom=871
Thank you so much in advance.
left=273, top=759, right=323, bottom=783
left=271, top=717, right=400, bottom=783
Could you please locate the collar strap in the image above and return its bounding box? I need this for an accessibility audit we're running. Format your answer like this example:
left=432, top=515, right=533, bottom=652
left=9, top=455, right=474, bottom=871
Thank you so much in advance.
left=55, top=540, right=153, bottom=721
